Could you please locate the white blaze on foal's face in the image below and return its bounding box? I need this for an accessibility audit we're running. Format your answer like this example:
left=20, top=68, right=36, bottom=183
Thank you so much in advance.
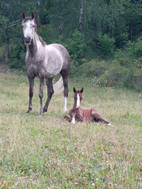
left=76, top=93, right=80, bottom=108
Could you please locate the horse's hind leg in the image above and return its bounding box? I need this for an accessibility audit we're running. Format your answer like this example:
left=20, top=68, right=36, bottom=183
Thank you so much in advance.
left=61, top=70, right=69, bottom=112
left=92, top=111, right=111, bottom=125
left=43, top=78, right=54, bottom=113
left=27, top=76, right=34, bottom=113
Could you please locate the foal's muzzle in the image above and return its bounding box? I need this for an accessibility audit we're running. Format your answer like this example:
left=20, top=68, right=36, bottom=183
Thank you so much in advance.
left=24, top=37, right=31, bottom=45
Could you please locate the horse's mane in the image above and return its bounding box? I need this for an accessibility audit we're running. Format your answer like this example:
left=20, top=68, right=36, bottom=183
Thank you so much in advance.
left=38, top=35, right=46, bottom=47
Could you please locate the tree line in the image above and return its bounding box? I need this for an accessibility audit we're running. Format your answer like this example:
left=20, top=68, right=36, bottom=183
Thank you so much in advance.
left=0, top=0, right=142, bottom=90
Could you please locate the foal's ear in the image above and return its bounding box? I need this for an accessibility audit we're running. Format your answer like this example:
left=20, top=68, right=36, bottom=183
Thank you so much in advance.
left=22, top=12, right=25, bottom=19
left=80, top=87, right=84, bottom=93
left=31, top=12, right=34, bottom=19
left=73, top=87, right=76, bottom=93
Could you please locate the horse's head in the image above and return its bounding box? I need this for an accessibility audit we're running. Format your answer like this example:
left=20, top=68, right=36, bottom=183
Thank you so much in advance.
left=22, top=12, right=37, bottom=45
left=73, top=87, right=84, bottom=109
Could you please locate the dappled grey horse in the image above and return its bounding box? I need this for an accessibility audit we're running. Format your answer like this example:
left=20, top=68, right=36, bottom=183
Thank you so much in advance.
left=22, top=12, right=70, bottom=115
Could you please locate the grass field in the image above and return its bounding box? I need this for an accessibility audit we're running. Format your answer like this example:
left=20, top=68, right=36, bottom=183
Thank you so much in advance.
left=0, top=65, right=142, bottom=189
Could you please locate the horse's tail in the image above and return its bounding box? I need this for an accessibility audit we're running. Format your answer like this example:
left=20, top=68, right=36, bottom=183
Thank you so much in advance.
left=53, top=77, right=64, bottom=94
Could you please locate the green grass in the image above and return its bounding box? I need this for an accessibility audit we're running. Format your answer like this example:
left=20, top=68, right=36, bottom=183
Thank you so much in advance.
left=0, top=65, right=142, bottom=189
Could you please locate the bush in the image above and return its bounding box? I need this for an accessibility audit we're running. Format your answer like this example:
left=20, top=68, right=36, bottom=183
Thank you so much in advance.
left=38, top=25, right=58, bottom=44
left=9, top=42, right=26, bottom=71
left=131, top=67, right=142, bottom=91
left=115, top=32, right=128, bottom=48
left=114, top=50, right=131, bottom=67
left=65, top=30, right=86, bottom=64
left=97, top=33, right=115, bottom=58
left=78, top=59, right=107, bottom=77
left=98, top=62, right=129, bottom=87
left=127, top=39, right=142, bottom=59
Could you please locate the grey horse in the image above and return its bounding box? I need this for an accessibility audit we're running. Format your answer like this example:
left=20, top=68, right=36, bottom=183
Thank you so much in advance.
left=22, top=12, right=70, bottom=115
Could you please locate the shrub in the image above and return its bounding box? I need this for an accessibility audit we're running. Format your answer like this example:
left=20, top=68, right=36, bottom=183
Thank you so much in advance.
left=78, top=59, right=107, bottom=77
left=114, top=50, right=131, bottom=67
left=38, top=25, right=58, bottom=44
left=65, top=30, right=86, bottom=64
left=127, top=39, right=142, bottom=59
left=97, top=33, right=115, bottom=58
left=131, top=68, right=142, bottom=91
left=9, top=42, right=26, bottom=71
left=115, top=32, right=128, bottom=48
left=98, top=62, right=129, bottom=87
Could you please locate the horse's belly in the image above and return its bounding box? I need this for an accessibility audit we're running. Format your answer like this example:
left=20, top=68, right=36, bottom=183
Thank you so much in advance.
left=45, top=45, right=63, bottom=77
left=45, top=59, right=62, bottom=77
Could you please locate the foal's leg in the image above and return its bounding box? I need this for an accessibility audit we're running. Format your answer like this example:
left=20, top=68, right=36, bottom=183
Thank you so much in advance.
left=92, top=111, right=111, bottom=125
left=39, top=77, right=44, bottom=115
left=69, top=110, right=77, bottom=124
left=61, top=70, right=69, bottom=112
left=43, top=78, right=54, bottom=113
left=27, top=76, right=34, bottom=113
left=61, top=115, right=72, bottom=122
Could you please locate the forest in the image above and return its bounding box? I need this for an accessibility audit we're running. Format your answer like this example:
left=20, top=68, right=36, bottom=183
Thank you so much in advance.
left=0, top=0, right=142, bottom=90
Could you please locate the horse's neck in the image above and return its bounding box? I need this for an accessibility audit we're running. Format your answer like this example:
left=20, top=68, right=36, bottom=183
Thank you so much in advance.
left=27, top=33, right=44, bottom=55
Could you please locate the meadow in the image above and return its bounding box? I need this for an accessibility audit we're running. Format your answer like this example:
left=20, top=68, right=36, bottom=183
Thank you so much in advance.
left=0, top=65, right=141, bottom=189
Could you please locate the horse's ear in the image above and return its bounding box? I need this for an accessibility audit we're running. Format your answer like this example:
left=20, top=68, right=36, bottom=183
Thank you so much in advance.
left=80, top=87, right=84, bottom=93
left=22, top=12, right=25, bottom=19
left=31, top=12, right=34, bottom=19
left=73, top=87, right=76, bottom=93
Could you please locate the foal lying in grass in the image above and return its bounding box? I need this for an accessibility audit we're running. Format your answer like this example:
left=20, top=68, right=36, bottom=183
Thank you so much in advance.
left=62, top=87, right=111, bottom=125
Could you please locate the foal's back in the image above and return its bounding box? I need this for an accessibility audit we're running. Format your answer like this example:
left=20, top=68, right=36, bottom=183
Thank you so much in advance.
left=76, top=108, right=94, bottom=122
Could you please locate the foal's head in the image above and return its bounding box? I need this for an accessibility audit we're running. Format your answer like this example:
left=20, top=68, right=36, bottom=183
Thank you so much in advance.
left=73, top=87, right=84, bottom=109
left=22, top=12, right=37, bottom=45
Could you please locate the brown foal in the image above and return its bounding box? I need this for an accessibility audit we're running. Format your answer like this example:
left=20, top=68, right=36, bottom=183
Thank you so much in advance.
left=62, top=87, right=111, bottom=125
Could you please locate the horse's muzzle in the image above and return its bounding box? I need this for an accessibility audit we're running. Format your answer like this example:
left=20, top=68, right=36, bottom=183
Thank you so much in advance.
left=24, top=37, right=31, bottom=45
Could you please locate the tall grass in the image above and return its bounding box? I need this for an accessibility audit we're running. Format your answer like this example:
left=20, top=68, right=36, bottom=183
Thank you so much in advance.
left=0, top=66, right=141, bottom=189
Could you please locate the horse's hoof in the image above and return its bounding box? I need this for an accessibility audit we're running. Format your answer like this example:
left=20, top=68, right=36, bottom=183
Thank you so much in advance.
left=27, top=110, right=31, bottom=113
left=43, top=107, right=47, bottom=113
left=63, top=108, right=67, bottom=112
left=27, top=107, right=32, bottom=113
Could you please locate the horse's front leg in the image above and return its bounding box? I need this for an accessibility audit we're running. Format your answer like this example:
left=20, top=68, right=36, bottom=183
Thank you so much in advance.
left=27, top=76, right=34, bottom=113
left=43, top=78, right=54, bottom=113
left=39, top=77, right=44, bottom=116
